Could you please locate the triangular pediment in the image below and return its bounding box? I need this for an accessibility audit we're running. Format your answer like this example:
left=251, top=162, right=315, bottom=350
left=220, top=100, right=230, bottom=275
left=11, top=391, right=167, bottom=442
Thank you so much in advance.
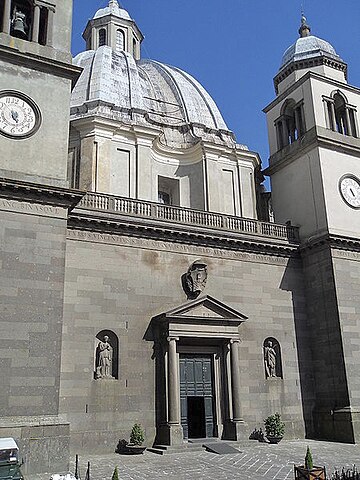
left=164, top=295, right=248, bottom=322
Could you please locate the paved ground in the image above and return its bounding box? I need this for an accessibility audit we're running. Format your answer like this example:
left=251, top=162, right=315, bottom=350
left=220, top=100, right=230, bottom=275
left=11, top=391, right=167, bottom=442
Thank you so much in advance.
left=27, top=439, right=360, bottom=480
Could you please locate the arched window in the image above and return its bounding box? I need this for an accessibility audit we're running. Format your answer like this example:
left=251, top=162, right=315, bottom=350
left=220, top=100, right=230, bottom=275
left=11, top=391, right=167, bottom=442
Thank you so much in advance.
left=275, top=99, right=305, bottom=150
left=324, top=90, right=358, bottom=138
left=98, top=28, right=106, bottom=47
left=263, top=337, right=283, bottom=379
left=94, top=330, right=119, bottom=380
left=116, top=29, right=124, bottom=52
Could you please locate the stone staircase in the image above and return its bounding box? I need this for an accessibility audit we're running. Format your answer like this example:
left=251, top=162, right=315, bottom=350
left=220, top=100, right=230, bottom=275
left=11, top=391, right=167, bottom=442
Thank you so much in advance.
left=148, top=438, right=255, bottom=455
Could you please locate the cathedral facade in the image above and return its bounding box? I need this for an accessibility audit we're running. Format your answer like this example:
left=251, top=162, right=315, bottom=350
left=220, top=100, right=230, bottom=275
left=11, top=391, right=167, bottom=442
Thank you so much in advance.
left=1, top=1, right=360, bottom=475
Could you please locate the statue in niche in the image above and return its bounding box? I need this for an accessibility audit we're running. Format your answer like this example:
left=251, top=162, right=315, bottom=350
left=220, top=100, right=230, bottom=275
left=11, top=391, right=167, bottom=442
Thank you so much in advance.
left=11, top=7, right=28, bottom=39
left=183, top=259, right=208, bottom=299
left=95, top=335, right=114, bottom=379
left=264, top=339, right=278, bottom=378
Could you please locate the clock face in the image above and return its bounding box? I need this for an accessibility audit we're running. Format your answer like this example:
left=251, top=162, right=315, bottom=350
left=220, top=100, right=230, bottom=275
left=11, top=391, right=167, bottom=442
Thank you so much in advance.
left=0, top=91, right=41, bottom=139
left=339, top=175, right=360, bottom=209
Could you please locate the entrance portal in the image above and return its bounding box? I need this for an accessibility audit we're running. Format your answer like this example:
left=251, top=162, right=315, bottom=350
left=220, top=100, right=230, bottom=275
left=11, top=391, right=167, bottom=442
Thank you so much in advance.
left=180, top=355, right=215, bottom=439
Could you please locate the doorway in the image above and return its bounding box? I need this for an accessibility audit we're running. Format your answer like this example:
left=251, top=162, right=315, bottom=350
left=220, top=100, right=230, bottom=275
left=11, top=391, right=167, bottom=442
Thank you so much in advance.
left=180, top=355, right=215, bottom=439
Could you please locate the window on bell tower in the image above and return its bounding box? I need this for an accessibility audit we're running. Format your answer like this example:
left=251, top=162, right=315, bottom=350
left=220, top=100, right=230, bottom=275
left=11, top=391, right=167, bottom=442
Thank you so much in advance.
left=116, top=29, right=124, bottom=52
left=275, top=99, right=305, bottom=151
left=324, top=91, right=358, bottom=138
left=99, top=28, right=106, bottom=47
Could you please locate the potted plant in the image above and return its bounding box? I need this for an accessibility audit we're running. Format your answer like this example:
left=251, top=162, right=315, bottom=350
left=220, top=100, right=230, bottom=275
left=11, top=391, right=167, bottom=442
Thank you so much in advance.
left=294, top=446, right=326, bottom=479
left=116, top=424, right=146, bottom=455
left=264, top=412, right=285, bottom=444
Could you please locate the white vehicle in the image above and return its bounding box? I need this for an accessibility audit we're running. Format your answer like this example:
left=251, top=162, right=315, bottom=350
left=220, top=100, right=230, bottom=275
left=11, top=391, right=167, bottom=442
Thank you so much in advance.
left=0, top=438, right=23, bottom=480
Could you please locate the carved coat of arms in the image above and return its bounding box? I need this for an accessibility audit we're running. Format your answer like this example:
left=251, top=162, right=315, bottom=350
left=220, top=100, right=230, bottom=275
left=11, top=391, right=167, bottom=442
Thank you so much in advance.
left=183, top=260, right=208, bottom=298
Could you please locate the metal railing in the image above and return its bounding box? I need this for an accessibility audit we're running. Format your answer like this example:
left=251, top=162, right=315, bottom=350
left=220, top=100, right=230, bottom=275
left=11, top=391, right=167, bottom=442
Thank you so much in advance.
left=78, top=192, right=299, bottom=242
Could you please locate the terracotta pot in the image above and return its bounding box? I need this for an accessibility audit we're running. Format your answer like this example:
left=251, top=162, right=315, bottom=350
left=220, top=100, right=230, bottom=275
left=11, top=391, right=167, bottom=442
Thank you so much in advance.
left=294, top=465, right=326, bottom=479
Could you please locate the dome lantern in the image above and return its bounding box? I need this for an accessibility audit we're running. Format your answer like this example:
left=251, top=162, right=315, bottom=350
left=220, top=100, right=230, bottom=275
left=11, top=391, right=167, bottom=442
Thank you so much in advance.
left=298, top=14, right=311, bottom=38
left=82, top=0, right=143, bottom=60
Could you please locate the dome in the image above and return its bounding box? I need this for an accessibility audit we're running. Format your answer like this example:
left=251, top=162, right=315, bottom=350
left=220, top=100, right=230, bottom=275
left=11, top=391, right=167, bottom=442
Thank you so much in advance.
left=93, top=1, right=132, bottom=21
left=71, top=47, right=229, bottom=132
left=280, top=35, right=342, bottom=69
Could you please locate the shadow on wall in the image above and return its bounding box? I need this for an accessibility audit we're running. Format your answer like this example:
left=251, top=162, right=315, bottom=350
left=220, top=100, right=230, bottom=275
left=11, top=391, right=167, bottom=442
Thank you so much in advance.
left=279, top=257, right=316, bottom=439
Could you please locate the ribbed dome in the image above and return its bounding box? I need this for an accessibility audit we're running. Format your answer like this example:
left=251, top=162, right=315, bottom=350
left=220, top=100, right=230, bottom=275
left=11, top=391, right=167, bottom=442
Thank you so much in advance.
left=71, top=46, right=229, bottom=132
left=93, top=1, right=131, bottom=21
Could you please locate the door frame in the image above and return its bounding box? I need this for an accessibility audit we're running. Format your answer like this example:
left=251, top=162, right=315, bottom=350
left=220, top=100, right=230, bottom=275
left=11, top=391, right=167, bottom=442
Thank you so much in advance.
left=178, top=345, right=224, bottom=439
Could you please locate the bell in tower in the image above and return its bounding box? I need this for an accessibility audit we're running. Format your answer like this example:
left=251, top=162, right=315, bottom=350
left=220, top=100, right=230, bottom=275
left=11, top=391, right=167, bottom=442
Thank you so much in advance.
left=10, top=1, right=32, bottom=40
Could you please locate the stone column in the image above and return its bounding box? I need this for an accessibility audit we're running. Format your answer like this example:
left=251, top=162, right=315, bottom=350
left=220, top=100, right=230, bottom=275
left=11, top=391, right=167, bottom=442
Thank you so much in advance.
left=329, top=102, right=336, bottom=131
left=168, top=336, right=180, bottom=425
left=2, top=0, right=11, bottom=34
left=345, top=108, right=351, bottom=136
left=230, top=339, right=242, bottom=422
left=159, top=336, right=183, bottom=446
left=46, top=8, right=54, bottom=46
left=31, top=5, right=41, bottom=43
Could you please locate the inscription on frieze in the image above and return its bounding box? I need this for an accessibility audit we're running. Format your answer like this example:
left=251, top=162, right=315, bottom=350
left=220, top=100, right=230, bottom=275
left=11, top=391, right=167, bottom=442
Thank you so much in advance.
left=0, top=199, right=63, bottom=218
left=67, top=229, right=291, bottom=266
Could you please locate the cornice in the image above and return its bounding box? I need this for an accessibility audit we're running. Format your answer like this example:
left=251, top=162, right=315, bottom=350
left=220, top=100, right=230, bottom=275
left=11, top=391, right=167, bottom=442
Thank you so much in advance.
left=0, top=178, right=85, bottom=210
left=273, top=56, right=347, bottom=95
left=0, top=44, right=82, bottom=87
left=300, top=233, right=360, bottom=253
left=68, top=208, right=300, bottom=258
left=264, top=70, right=358, bottom=114
left=263, top=126, right=360, bottom=176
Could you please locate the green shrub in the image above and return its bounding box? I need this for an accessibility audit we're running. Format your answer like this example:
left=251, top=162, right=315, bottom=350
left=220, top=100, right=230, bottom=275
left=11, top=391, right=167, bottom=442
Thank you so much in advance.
left=111, top=466, right=119, bottom=480
left=130, top=423, right=145, bottom=445
left=305, top=446, right=313, bottom=470
left=264, top=412, right=285, bottom=437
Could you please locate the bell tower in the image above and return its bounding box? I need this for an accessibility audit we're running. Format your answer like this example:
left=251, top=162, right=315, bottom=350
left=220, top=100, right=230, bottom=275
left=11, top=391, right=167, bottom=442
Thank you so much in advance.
left=264, top=17, right=360, bottom=443
left=0, top=0, right=80, bottom=187
left=0, top=1, right=82, bottom=475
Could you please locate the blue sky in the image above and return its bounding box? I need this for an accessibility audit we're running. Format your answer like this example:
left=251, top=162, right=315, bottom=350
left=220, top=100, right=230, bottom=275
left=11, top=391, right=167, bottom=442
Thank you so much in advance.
left=72, top=1, right=360, bottom=176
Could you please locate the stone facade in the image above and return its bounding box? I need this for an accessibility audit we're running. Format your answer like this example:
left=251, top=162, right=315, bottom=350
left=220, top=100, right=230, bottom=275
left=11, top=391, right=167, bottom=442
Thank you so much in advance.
left=1, top=1, right=360, bottom=476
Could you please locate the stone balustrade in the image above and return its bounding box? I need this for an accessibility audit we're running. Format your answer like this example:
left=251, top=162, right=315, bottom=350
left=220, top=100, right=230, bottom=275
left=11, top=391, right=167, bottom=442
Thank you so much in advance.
left=78, top=192, right=300, bottom=242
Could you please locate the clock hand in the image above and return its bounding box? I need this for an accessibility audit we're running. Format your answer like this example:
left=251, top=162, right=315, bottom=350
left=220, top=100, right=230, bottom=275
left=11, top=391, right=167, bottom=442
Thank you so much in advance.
left=1, top=103, right=19, bottom=123
left=11, top=110, right=19, bottom=123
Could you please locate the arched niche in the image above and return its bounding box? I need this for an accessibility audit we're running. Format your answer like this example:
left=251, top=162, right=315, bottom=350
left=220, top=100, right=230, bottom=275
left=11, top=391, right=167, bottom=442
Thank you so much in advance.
left=263, top=337, right=283, bottom=379
left=94, top=330, right=119, bottom=380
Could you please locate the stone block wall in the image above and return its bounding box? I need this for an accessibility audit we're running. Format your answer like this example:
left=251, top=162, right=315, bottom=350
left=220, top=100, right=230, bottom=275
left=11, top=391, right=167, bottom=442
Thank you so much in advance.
left=0, top=198, right=70, bottom=474
left=61, top=229, right=309, bottom=452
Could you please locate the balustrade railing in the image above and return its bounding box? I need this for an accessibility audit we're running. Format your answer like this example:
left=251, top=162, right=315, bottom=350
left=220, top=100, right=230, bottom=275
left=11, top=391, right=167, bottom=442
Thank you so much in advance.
left=77, top=192, right=299, bottom=242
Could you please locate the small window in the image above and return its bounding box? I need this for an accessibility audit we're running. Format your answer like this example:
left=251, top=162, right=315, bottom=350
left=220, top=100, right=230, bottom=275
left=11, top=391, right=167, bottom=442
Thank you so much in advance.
left=325, top=91, right=358, bottom=138
left=116, top=29, right=124, bottom=52
left=133, top=38, right=137, bottom=56
left=98, top=28, right=106, bottom=47
left=275, top=99, right=305, bottom=151
left=334, top=93, right=347, bottom=135
left=158, top=176, right=180, bottom=206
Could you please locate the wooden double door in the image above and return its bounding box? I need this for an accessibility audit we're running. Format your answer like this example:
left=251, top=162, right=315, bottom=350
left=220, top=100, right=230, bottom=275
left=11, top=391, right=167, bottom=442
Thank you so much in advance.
left=180, top=354, right=216, bottom=439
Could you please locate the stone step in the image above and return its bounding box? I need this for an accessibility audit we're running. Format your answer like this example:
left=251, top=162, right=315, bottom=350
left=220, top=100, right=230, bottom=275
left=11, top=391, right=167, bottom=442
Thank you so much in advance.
left=148, top=443, right=205, bottom=455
